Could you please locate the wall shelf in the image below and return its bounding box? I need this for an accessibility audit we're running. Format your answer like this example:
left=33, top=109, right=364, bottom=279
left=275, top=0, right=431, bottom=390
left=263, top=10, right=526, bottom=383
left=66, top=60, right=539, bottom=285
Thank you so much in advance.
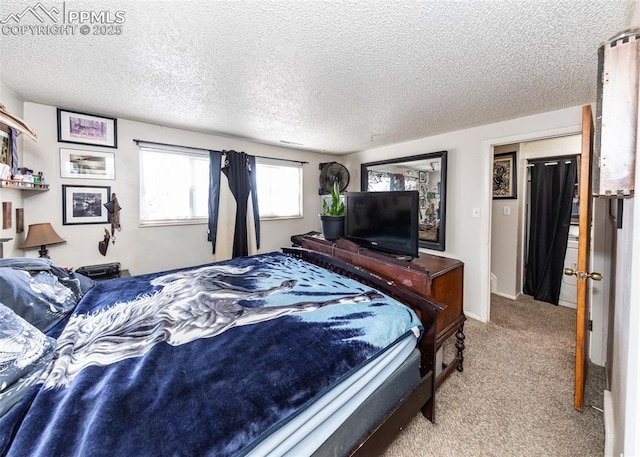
left=0, top=179, right=49, bottom=191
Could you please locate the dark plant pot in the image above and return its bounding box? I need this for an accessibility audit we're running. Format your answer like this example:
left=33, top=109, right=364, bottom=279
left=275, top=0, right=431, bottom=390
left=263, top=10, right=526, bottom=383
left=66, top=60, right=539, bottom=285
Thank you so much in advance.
left=320, top=215, right=344, bottom=241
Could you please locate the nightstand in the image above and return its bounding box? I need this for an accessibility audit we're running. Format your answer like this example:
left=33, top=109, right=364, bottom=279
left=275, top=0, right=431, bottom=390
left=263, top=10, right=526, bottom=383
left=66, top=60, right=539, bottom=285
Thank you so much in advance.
left=93, top=269, right=130, bottom=281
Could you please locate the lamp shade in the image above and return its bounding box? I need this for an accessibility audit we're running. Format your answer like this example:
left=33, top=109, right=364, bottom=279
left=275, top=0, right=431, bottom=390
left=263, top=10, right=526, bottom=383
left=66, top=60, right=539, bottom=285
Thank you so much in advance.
left=21, top=223, right=65, bottom=249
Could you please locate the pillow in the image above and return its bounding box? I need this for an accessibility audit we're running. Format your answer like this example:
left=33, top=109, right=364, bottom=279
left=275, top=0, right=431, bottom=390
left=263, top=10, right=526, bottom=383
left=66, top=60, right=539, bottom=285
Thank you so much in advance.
left=50, top=265, right=96, bottom=297
left=0, top=303, right=56, bottom=417
left=0, top=258, right=52, bottom=271
left=0, top=258, right=96, bottom=298
left=0, top=267, right=79, bottom=333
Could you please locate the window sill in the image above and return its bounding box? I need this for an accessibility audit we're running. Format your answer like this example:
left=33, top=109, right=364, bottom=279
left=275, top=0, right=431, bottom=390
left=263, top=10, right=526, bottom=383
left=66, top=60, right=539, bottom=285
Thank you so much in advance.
left=139, top=219, right=207, bottom=228
left=259, top=215, right=304, bottom=221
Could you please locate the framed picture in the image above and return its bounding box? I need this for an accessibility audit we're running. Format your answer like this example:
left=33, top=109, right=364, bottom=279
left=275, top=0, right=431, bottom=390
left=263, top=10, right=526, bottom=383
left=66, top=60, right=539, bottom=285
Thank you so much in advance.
left=57, top=108, right=117, bottom=148
left=62, top=185, right=110, bottom=225
left=493, top=151, right=517, bottom=199
left=0, top=125, right=11, bottom=169
left=60, top=148, right=115, bottom=180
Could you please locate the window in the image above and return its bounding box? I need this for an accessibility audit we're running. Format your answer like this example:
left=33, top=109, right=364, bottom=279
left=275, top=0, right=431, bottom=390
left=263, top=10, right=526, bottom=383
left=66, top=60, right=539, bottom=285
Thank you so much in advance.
left=256, top=159, right=303, bottom=219
left=139, top=147, right=209, bottom=225
left=139, top=148, right=303, bottom=224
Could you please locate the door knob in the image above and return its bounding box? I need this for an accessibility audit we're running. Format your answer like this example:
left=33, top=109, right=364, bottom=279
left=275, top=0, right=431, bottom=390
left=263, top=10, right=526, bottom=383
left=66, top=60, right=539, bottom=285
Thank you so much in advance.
left=564, top=268, right=603, bottom=281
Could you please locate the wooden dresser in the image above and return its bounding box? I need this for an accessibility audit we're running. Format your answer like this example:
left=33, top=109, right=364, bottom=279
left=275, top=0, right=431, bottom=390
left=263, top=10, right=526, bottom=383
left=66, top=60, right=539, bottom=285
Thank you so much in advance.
left=301, top=236, right=465, bottom=387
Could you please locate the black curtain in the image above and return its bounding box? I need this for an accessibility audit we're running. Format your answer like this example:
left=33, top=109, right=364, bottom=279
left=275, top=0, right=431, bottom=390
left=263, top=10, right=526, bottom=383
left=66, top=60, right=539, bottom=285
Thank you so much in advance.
left=208, top=150, right=222, bottom=254
left=222, top=151, right=260, bottom=258
left=523, top=158, right=577, bottom=305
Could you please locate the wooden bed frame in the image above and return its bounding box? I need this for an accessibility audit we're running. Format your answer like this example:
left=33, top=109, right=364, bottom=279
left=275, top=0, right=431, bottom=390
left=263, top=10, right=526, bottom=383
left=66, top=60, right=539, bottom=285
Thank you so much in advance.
left=282, top=247, right=442, bottom=456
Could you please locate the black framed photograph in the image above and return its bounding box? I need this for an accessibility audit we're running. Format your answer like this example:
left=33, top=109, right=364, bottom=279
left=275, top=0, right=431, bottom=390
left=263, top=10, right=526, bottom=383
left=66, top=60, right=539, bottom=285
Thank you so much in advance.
left=493, top=151, right=517, bottom=199
left=62, top=185, right=110, bottom=225
left=57, top=108, right=118, bottom=148
left=60, top=148, right=115, bottom=180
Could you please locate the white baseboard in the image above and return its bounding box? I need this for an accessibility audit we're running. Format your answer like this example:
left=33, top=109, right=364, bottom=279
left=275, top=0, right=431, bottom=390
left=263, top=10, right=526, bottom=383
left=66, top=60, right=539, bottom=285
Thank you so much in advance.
left=603, top=389, right=614, bottom=457
left=492, top=291, right=518, bottom=300
left=463, top=311, right=483, bottom=323
left=557, top=299, right=577, bottom=309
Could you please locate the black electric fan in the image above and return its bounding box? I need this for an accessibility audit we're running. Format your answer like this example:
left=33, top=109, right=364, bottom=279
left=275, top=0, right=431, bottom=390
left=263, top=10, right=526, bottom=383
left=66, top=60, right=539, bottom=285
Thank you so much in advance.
left=318, top=162, right=350, bottom=195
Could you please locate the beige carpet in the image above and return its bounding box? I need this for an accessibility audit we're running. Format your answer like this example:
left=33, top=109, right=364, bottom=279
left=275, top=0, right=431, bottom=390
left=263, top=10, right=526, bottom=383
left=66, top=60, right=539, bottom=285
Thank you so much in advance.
left=382, top=294, right=605, bottom=457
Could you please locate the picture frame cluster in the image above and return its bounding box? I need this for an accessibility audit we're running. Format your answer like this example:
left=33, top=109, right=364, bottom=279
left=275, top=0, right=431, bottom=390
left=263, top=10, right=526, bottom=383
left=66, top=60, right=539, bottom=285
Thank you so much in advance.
left=57, top=108, right=118, bottom=225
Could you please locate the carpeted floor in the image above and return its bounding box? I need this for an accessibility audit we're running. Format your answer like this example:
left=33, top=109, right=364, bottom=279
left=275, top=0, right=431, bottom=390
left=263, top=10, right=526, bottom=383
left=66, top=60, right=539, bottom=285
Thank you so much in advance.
left=382, top=294, right=606, bottom=457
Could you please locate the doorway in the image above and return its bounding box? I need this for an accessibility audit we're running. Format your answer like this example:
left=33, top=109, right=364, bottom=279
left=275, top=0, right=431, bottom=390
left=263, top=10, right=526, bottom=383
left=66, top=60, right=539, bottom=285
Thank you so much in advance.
left=490, top=135, right=581, bottom=301
left=488, top=133, right=609, bottom=367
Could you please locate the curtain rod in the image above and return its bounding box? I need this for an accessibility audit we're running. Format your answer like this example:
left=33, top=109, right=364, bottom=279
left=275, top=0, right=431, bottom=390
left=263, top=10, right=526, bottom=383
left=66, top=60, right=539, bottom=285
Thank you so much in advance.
left=133, top=139, right=309, bottom=165
left=526, top=160, right=574, bottom=167
left=526, top=156, right=577, bottom=167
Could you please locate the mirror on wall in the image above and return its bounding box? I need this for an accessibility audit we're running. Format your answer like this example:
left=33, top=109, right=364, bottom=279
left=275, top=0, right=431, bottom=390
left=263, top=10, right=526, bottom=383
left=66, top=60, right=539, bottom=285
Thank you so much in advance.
left=360, top=151, right=447, bottom=251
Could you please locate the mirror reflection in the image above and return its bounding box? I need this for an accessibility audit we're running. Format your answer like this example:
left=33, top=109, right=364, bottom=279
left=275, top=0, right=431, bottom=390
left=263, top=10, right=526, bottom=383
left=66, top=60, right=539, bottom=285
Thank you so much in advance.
left=361, top=151, right=447, bottom=251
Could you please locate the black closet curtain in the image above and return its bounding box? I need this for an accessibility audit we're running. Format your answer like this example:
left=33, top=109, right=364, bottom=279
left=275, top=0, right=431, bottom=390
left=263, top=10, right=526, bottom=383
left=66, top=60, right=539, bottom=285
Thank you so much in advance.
left=523, top=159, right=577, bottom=305
left=221, top=150, right=261, bottom=258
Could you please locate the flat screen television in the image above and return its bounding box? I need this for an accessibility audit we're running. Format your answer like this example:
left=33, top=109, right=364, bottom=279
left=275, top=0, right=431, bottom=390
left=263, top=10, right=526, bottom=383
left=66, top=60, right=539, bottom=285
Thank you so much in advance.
left=344, top=190, right=419, bottom=259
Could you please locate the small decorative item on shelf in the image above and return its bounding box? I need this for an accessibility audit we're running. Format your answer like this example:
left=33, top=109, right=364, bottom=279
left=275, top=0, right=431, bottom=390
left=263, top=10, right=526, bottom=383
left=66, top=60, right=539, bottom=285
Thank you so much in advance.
left=0, top=176, right=49, bottom=190
left=0, top=163, right=10, bottom=181
left=0, top=167, right=48, bottom=190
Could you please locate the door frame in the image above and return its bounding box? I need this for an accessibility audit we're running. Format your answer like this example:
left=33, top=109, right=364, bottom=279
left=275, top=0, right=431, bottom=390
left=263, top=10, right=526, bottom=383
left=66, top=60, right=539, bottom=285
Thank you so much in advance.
left=481, top=124, right=582, bottom=323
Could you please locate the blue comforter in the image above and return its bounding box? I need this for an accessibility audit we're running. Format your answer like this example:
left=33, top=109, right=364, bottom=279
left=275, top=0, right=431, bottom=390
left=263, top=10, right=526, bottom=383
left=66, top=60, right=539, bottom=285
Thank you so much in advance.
left=0, top=252, right=420, bottom=457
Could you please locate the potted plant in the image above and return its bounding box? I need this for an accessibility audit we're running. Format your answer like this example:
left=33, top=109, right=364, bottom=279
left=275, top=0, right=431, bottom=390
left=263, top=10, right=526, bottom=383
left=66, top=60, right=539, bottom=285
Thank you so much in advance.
left=320, top=182, right=345, bottom=241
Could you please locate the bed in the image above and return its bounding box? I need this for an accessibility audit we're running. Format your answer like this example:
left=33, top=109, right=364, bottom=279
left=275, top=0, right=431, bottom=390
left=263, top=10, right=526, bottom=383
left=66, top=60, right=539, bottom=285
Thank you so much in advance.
left=0, top=249, right=439, bottom=456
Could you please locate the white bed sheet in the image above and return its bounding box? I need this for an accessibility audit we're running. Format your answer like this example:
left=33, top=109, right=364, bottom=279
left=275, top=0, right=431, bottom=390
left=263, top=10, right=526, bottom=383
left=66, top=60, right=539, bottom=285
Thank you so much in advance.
left=246, top=326, right=421, bottom=457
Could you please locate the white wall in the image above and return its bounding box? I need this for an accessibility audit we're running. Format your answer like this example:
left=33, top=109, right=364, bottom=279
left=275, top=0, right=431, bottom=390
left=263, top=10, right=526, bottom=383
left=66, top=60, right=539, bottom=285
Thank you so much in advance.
left=610, top=199, right=634, bottom=457
left=0, top=84, right=26, bottom=258
left=624, top=198, right=640, bottom=457
left=345, top=105, right=585, bottom=322
left=491, top=143, right=520, bottom=299
left=609, top=106, right=640, bottom=456
left=17, top=102, right=330, bottom=274
left=604, top=5, right=640, bottom=454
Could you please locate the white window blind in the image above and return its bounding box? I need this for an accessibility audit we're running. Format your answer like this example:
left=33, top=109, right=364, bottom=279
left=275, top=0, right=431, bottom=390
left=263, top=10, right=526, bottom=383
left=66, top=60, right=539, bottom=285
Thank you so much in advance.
left=139, top=147, right=209, bottom=225
left=256, top=159, right=303, bottom=219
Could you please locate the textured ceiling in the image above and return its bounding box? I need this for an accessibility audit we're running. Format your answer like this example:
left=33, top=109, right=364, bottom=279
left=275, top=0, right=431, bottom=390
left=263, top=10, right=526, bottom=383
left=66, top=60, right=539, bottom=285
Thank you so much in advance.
left=0, top=0, right=634, bottom=154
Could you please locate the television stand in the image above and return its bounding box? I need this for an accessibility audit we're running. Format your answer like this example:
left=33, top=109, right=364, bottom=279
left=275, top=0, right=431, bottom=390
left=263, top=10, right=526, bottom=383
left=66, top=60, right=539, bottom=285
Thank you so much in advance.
left=300, top=236, right=465, bottom=388
left=357, top=245, right=414, bottom=262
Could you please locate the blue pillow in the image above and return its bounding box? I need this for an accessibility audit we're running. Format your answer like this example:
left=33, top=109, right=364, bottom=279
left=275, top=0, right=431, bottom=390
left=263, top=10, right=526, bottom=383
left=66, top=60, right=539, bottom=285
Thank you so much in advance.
left=50, top=265, right=96, bottom=297
left=0, top=258, right=52, bottom=270
left=0, top=303, right=56, bottom=416
left=0, top=258, right=96, bottom=294
left=0, top=267, right=79, bottom=333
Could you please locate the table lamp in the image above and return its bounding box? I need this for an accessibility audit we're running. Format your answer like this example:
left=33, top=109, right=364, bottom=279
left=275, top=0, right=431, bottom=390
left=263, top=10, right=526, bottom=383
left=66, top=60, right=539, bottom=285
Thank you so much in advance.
left=21, top=223, right=66, bottom=258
